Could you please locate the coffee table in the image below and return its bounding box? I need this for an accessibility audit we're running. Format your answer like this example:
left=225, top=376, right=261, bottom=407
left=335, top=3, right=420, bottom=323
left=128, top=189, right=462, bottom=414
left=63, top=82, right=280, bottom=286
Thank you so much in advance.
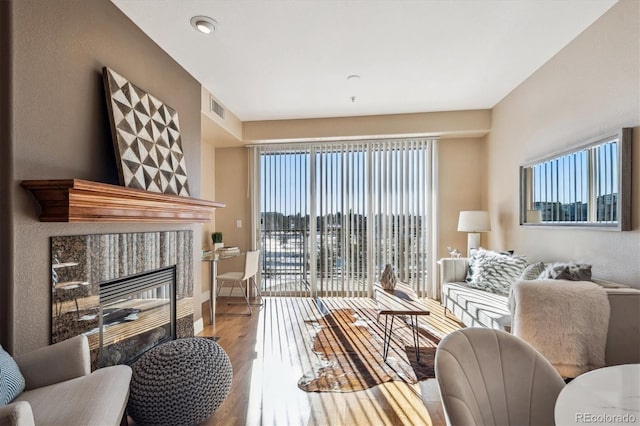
left=374, top=282, right=430, bottom=362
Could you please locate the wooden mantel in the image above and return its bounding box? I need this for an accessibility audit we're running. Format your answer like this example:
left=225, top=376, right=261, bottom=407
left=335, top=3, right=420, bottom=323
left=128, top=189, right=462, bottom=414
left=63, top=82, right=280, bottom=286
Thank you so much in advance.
left=21, top=179, right=225, bottom=223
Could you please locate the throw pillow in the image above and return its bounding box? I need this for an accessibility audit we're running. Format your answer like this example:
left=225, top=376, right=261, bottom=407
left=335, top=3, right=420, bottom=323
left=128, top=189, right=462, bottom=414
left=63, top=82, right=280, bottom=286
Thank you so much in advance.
left=520, top=261, right=545, bottom=280
left=464, top=247, right=480, bottom=283
left=538, top=263, right=592, bottom=281
left=0, top=345, right=26, bottom=406
left=467, top=248, right=527, bottom=296
left=464, top=247, right=512, bottom=283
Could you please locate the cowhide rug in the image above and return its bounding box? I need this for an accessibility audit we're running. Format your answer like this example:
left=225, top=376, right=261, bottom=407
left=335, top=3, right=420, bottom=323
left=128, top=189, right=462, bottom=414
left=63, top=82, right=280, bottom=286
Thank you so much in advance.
left=298, top=305, right=440, bottom=392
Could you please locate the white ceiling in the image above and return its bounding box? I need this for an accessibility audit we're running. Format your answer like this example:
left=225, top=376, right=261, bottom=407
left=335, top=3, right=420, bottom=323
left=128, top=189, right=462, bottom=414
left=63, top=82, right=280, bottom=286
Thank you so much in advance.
left=112, top=0, right=617, bottom=122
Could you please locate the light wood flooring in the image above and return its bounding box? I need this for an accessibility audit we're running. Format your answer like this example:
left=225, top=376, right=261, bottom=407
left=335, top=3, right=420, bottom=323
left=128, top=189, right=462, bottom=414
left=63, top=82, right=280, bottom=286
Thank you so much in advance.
left=199, top=296, right=462, bottom=426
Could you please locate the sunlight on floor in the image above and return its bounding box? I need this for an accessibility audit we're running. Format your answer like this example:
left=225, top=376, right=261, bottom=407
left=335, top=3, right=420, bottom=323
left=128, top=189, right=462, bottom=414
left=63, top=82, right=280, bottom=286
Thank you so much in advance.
left=203, top=296, right=458, bottom=425
left=246, top=304, right=312, bottom=425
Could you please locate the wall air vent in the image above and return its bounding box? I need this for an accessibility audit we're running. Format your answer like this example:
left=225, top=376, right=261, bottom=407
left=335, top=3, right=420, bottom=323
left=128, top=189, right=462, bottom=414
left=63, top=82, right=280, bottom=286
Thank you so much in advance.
left=210, top=97, right=226, bottom=119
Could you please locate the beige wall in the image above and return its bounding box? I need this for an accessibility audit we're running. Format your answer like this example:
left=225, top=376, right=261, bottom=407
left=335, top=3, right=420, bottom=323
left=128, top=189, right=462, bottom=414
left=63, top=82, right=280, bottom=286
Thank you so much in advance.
left=215, top=147, right=252, bottom=274
left=438, top=138, right=487, bottom=260
left=244, top=109, right=490, bottom=142
left=199, top=138, right=216, bottom=323
left=8, top=0, right=203, bottom=354
left=487, top=0, right=640, bottom=287
left=200, top=141, right=217, bottom=251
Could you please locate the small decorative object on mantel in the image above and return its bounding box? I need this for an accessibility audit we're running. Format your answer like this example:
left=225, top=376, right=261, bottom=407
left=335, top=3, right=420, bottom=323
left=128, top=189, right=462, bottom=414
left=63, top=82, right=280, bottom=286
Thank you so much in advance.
left=102, top=67, right=191, bottom=197
left=447, top=246, right=462, bottom=258
left=380, top=264, right=397, bottom=291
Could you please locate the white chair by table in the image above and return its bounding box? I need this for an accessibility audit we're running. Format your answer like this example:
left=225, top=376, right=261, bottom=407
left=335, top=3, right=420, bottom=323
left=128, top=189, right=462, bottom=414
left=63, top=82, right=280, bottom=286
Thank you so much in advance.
left=217, top=250, right=262, bottom=315
left=435, top=328, right=566, bottom=426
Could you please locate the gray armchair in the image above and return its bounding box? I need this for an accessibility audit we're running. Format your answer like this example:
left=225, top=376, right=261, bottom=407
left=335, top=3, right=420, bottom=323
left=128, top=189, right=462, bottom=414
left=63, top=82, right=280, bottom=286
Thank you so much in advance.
left=0, top=335, right=131, bottom=426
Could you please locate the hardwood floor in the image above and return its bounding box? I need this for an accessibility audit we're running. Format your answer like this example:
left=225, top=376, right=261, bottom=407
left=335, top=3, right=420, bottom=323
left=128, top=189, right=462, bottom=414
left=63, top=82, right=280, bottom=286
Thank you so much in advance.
left=199, top=296, right=462, bottom=426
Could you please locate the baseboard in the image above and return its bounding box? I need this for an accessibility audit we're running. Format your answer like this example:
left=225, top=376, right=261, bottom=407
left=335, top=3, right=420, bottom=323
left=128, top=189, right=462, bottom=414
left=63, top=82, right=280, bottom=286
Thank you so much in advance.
left=193, top=317, right=204, bottom=335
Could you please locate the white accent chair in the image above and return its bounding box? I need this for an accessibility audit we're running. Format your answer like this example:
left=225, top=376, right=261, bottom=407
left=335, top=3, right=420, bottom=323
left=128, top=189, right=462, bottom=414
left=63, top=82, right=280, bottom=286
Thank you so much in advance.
left=217, top=250, right=262, bottom=315
left=0, top=335, right=131, bottom=426
left=435, top=328, right=565, bottom=426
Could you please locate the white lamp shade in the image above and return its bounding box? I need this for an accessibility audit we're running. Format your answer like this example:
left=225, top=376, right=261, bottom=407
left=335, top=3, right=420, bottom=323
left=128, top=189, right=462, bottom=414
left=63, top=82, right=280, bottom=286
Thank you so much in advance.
left=457, top=211, right=491, bottom=232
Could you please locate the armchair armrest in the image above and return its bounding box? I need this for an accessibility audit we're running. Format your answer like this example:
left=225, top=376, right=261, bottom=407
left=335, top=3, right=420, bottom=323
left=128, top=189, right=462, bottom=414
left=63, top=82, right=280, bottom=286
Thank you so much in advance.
left=14, top=335, right=90, bottom=390
left=440, top=258, right=469, bottom=285
left=0, top=401, right=35, bottom=426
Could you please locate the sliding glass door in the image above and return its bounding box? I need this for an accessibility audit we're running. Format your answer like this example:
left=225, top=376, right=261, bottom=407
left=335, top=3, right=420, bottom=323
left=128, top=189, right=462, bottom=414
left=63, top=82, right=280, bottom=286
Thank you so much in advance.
left=252, top=138, right=437, bottom=298
left=260, top=148, right=311, bottom=296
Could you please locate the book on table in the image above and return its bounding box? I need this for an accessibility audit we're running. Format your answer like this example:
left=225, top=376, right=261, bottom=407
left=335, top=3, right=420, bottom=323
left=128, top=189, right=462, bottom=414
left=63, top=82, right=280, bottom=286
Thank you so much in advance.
left=216, top=246, right=240, bottom=253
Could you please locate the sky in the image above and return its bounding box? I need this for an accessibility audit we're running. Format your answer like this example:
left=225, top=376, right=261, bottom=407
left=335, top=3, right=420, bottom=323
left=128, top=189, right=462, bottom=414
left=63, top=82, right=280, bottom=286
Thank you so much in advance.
left=260, top=147, right=429, bottom=217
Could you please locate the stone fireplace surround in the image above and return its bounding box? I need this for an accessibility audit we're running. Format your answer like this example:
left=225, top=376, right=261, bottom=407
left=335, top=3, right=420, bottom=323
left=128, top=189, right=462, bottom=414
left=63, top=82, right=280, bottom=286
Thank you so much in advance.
left=51, top=231, right=194, bottom=369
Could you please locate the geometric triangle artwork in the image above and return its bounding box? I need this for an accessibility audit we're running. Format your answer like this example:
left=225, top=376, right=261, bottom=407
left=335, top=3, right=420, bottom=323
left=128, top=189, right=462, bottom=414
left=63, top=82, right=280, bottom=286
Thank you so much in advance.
left=102, top=67, right=190, bottom=196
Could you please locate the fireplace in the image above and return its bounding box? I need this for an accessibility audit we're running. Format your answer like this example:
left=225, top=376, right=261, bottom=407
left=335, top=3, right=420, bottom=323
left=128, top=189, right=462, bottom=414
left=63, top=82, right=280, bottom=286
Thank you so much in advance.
left=97, top=266, right=176, bottom=367
left=51, top=231, right=194, bottom=369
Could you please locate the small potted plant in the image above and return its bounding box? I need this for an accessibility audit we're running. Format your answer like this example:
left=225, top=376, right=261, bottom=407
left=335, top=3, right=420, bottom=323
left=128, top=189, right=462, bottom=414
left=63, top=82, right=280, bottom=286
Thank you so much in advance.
left=211, top=232, right=224, bottom=251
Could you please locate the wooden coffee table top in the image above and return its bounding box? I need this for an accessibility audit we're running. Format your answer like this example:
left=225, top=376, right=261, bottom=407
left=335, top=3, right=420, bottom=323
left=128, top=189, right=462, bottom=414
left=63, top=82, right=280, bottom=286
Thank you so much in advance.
left=374, top=282, right=431, bottom=316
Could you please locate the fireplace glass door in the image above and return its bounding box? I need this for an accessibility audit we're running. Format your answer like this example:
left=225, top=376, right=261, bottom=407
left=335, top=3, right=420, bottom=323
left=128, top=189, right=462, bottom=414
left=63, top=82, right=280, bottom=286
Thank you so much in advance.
left=97, top=266, right=176, bottom=367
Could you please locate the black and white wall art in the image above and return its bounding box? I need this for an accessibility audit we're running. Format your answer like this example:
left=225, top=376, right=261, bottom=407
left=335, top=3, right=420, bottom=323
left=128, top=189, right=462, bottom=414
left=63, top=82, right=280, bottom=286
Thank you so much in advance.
left=103, top=67, right=190, bottom=196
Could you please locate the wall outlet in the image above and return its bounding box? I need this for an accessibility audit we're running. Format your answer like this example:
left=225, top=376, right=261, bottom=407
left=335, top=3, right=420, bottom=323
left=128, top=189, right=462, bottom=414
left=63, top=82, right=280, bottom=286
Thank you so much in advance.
left=236, top=219, right=242, bottom=228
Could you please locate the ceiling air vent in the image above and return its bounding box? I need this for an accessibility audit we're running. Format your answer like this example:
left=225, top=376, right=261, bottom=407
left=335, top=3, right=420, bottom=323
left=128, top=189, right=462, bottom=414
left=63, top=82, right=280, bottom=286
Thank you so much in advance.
left=210, top=97, right=226, bottom=119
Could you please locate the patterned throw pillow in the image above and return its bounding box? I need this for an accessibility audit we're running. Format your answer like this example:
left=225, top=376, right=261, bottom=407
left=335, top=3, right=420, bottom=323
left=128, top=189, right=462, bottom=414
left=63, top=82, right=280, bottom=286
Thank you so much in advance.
left=539, top=263, right=592, bottom=281
left=520, top=261, right=545, bottom=280
left=464, top=249, right=477, bottom=283
left=465, top=249, right=517, bottom=283
left=467, top=248, right=527, bottom=295
left=0, top=345, right=25, bottom=406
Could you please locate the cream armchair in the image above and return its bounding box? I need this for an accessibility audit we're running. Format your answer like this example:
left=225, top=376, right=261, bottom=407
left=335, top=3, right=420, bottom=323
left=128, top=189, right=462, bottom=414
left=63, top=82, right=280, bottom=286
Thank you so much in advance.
left=0, top=335, right=131, bottom=426
left=435, top=328, right=565, bottom=426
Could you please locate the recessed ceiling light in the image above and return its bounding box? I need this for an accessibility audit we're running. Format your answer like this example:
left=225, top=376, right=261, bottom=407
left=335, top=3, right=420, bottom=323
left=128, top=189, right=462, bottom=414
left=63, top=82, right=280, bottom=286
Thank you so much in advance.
left=190, top=16, right=218, bottom=35
left=346, top=74, right=361, bottom=81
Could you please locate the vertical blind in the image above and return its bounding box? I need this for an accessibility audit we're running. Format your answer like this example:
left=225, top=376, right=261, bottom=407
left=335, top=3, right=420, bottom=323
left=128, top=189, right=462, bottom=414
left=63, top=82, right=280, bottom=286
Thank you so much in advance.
left=251, top=138, right=438, bottom=298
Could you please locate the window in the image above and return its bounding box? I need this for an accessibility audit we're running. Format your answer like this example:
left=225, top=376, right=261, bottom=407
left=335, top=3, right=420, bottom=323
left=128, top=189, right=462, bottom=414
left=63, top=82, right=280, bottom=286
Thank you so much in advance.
left=251, top=138, right=438, bottom=297
left=520, top=128, right=631, bottom=230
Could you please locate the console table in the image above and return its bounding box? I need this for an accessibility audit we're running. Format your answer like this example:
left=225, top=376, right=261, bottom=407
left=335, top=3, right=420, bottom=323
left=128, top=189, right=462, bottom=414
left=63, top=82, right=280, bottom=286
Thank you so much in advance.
left=373, top=282, right=430, bottom=362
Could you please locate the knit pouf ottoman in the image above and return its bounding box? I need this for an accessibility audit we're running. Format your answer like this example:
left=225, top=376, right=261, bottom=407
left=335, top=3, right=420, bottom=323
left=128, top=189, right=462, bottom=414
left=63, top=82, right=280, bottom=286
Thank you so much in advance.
left=127, top=337, right=233, bottom=426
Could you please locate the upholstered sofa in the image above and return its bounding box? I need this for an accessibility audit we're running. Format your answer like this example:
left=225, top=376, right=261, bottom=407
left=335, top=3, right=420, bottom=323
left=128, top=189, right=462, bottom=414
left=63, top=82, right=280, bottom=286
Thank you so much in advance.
left=0, top=335, right=132, bottom=426
left=440, top=257, right=640, bottom=366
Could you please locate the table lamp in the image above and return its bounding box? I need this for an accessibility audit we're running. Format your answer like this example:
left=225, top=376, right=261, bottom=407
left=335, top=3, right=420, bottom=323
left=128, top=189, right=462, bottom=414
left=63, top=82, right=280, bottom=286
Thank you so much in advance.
left=458, top=211, right=491, bottom=257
